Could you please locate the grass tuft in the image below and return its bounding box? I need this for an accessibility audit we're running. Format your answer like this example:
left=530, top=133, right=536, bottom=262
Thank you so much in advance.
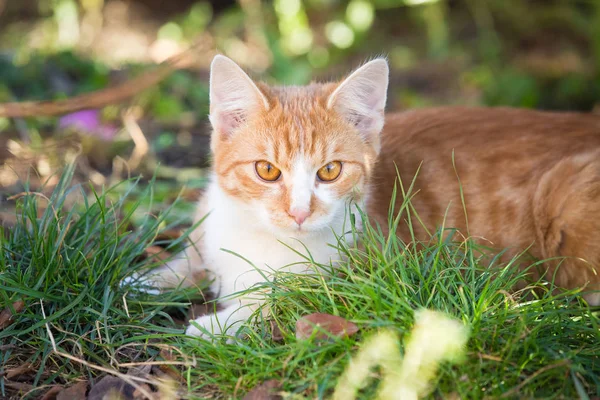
left=1, top=166, right=599, bottom=399
left=0, top=165, right=200, bottom=398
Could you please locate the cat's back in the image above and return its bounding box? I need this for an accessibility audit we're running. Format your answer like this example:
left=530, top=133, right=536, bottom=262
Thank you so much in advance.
left=380, top=106, right=600, bottom=159
left=369, top=106, right=600, bottom=255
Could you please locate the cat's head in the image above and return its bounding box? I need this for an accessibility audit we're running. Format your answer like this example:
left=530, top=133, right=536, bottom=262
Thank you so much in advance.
left=208, top=55, right=388, bottom=234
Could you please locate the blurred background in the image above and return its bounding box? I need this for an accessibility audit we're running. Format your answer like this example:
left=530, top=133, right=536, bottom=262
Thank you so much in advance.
left=1, top=0, right=599, bottom=226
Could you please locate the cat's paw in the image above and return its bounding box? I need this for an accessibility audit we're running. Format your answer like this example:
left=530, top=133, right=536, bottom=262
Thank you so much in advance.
left=186, top=315, right=241, bottom=344
left=185, top=313, right=246, bottom=343
left=185, top=314, right=223, bottom=339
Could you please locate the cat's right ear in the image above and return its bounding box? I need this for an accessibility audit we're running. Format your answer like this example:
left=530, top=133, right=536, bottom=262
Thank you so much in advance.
left=209, top=55, right=270, bottom=139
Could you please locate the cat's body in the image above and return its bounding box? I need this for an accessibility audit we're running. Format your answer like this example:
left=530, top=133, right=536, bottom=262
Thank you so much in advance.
left=150, top=56, right=600, bottom=340
left=370, top=107, right=600, bottom=303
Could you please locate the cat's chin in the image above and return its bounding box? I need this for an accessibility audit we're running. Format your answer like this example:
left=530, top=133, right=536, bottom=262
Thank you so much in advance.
left=277, top=226, right=316, bottom=237
left=268, top=221, right=329, bottom=237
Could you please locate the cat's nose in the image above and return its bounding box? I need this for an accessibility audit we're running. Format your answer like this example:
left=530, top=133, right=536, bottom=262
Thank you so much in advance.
left=289, top=208, right=311, bottom=225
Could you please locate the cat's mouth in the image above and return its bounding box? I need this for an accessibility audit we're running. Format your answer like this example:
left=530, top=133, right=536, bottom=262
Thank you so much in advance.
left=292, top=224, right=309, bottom=234
left=277, top=221, right=317, bottom=236
left=268, top=212, right=331, bottom=235
left=287, top=219, right=329, bottom=235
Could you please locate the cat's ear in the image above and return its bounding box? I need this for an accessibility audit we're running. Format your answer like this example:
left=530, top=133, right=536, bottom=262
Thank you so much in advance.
left=209, top=55, right=270, bottom=138
left=327, top=58, right=389, bottom=151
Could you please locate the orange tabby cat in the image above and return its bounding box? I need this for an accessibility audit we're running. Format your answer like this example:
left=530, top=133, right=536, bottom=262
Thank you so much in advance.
left=147, top=55, right=599, bottom=341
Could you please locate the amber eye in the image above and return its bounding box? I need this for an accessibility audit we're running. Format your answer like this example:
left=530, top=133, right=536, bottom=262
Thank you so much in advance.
left=317, top=161, right=343, bottom=182
left=255, top=160, right=282, bottom=182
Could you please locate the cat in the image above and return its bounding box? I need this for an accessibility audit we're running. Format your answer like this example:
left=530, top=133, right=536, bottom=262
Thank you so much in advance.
left=147, top=54, right=389, bottom=339
left=149, top=55, right=600, bottom=340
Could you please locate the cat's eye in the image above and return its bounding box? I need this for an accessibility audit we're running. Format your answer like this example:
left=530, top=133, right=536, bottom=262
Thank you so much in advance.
left=317, top=161, right=343, bottom=182
left=255, top=160, right=282, bottom=182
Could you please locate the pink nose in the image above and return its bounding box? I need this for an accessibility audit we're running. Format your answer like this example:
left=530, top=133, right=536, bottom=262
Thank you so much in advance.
left=289, top=208, right=311, bottom=225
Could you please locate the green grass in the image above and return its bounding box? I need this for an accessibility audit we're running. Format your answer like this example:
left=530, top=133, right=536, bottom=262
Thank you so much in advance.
left=1, top=166, right=599, bottom=399
left=0, top=165, right=203, bottom=398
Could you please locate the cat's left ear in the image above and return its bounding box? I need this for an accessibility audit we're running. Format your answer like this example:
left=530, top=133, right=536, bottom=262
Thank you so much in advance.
left=327, top=58, right=389, bottom=152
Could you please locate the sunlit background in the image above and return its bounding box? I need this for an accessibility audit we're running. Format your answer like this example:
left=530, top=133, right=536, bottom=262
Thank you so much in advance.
left=1, top=0, right=599, bottom=224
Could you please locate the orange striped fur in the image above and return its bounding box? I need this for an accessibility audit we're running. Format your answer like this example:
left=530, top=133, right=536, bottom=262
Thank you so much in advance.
left=369, top=107, right=600, bottom=304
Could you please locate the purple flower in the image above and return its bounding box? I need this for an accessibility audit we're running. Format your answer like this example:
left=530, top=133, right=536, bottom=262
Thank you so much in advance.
left=59, top=109, right=118, bottom=141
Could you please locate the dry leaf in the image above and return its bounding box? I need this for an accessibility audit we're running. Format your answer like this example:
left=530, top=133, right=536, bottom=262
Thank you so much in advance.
left=270, top=320, right=284, bottom=342
left=2, top=363, right=33, bottom=380
left=295, top=313, right=359, bottom=341
left=57, top=380, right=88, bottom=400
left=87, top=376, right=133, bottom=400
left=87, top=367, right=173, bottom=400
left=39, top=385, right=64, bottom=400
left=242, top=380, right=281, bottom=400
left=4, top=381, right=34, bottom=393
left=0, top=300, right=25, bottom=330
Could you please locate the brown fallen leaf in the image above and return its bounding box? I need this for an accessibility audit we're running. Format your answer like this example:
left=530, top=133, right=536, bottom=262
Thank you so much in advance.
left=87, top=376, right=134, bottom=400
left=57, top=380, right=88, bottom=400
left=242, top=380, right=281, bottom=400
left=126, top=365, right=156, bottom=400
left=295, top=313, right=359, bottom=341
left=0, top=300, right=25, bottom=330
left=87, top=365, right=174, bottom=400
left=39, top=385, right=64, bottom=400
left=270, top=320, right=284, bottom=342
left=2, top=363, right=33, bottom=380
left=4, top=381, right=34, bottom=393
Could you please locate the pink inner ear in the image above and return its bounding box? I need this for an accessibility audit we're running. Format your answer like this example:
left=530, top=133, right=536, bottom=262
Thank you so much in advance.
left=213, top=108, right=247, bottom=137
left=355, top=115, right=376, bottom=132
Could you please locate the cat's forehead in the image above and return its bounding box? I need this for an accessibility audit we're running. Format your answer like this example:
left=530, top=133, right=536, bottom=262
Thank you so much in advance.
left=267, top=83, right=331, bottom=107
left=262, top=83, right=339, bottom=129
left=253, top=84, right=347, bottom=161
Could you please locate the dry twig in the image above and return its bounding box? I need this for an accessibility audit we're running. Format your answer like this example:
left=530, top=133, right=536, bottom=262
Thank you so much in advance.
left=0, top=42, right=198, bottom=118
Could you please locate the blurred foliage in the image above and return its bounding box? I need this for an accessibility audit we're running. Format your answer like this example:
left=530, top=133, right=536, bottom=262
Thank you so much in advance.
left=0, top=0, right=598, bottom=113
left=0, top=0, right=599, bottom=211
